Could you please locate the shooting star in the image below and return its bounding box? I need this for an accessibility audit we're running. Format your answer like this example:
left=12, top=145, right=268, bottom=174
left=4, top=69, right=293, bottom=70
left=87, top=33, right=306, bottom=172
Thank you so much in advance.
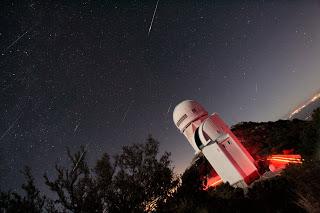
left=148, top=0, right=160, bottom=36
left=71, top=143, right=90, bottom=173
left=74, top=122, right=80, bottom=133
left=167, top=103, right=172, bottom=114
left=121, top=100, right=134, bottom=123
left=0, top=112, right=23, bottom=142
left=2, top=27, right=32, bottom=53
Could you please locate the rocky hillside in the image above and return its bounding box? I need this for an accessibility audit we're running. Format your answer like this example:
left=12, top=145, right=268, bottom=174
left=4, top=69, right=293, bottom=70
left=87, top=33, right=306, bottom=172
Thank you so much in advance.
left=232, top=118, right=318, bottom=160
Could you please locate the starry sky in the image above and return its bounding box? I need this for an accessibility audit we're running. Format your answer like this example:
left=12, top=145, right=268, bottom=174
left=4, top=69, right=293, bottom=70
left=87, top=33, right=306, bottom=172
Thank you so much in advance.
left=1, top=0, right=320, bottom=192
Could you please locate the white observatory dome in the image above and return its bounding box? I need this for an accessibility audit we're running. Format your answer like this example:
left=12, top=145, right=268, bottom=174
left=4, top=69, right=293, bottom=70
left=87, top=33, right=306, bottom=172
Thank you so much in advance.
left=173, top=100, right=208, bottom=132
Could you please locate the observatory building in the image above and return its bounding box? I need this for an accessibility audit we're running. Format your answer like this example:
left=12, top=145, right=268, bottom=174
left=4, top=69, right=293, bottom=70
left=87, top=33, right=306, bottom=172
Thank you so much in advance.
left=173, top=100, right=260, bottom=188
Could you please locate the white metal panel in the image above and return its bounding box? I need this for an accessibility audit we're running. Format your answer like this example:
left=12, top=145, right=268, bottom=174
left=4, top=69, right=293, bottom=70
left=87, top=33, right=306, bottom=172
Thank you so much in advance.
left=202, top=142, right=244, bottom=185
left=201, top=117, right=223, bottom=142
left=221, top=138, right=258, bottom=176
left=209, top=113, right=256, bottom=164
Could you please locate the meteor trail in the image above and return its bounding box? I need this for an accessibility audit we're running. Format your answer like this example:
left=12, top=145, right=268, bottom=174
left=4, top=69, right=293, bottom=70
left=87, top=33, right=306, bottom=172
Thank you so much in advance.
left=0, top=112, right=23, bottom=142
left=121, top=100, right=134, bottom=123
left=148, top=0, right=159, bottom=36
left=74, top=122, right=80, bottom=133
left=71, top=143, right=90, bottom=173
left=167, top=103, right=172, bottom=114
left=2, top=27, right=32, bottom=53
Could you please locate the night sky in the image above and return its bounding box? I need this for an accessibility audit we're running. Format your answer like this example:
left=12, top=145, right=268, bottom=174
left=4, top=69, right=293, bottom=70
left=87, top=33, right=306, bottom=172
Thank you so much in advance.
left=1, top=0, right=320, bottom=192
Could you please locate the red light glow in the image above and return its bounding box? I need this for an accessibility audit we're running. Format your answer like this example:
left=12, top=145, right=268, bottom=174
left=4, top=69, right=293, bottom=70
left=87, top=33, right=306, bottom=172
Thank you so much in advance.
left=267, top=154, right=302, bottom=172
left=267, top=154, right=302, bottom=164
left=205, top=176, right=223, bottom=189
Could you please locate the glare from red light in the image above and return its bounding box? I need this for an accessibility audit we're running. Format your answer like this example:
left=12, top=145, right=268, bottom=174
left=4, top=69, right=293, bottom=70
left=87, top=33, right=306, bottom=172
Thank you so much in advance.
left=267, top=154, right=302, bottom=165
left=208, top=178, right=223, bottom=188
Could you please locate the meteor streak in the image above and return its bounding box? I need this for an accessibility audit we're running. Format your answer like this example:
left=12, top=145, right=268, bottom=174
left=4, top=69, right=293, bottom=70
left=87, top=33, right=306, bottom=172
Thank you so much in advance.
left=167, top=103, right=172, bottom=114
left=71, top=143, right=90, bottom=173
left=0, top=112, right=23, bottom=142
left=74, top=123, right=80, bottom=133
left=2, top=27, right=33, bottom=53
left=148, top=0, right=160, bottom=36
left=121, top=100, right=134, bottom=123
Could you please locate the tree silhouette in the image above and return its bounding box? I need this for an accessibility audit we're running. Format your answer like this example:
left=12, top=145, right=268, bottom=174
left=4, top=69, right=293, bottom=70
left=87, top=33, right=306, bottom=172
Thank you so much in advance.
left=0, top=166, right=46, bottom=213
left=43, top=136, right=178, bottom=212
left=44, top=145, right=99, bottom=212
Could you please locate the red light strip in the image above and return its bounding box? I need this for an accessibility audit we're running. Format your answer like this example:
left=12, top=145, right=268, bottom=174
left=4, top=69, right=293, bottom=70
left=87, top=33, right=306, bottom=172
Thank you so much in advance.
left=269, top=155, right=301, bottom=158
left=268, top=156, right=301, bottom=160
left=267, top=158, right=302, bottom=164
left=208, top=178, right=223, bottom=188
left=268, top=158, right=301, bottom=162
left=267, top=155, right=302, bottom=164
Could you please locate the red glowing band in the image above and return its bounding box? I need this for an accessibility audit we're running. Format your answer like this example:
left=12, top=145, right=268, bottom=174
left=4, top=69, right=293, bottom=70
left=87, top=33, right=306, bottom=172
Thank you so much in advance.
left=267, top=154, right=302, bottom=164
left=208, top=178, right=223, bottom=188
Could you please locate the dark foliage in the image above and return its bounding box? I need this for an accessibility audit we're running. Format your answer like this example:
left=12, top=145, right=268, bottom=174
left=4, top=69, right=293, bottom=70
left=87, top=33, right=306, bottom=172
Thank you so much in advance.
left=158, top=161, right=208, bottom=212
left=247, top=176, right=301, bottom=212
left=232, top=107, right=320, bottom=160
left=0, top=136, right=178, bottom=213
left=0, top=166, right=46, bottom=213
left=283, top=160, right=320, bottom=211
